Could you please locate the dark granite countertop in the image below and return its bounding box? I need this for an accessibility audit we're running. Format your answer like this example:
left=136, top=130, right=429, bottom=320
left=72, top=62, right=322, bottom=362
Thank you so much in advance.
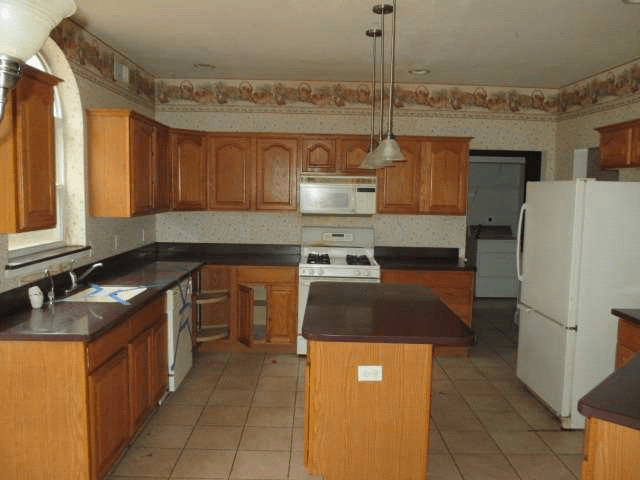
left=578, top=353, right=640, bottom=431
left=0, top=261, right=202, bottom=342
left=155, top=242, right=300, bottom=266
left=0, top=243, right=472, bottom=343
left=302, top=282, right=474, bottom=345
left=612, top=308, right=640, bottom=327
left=374, top=246, right=473, bottom=271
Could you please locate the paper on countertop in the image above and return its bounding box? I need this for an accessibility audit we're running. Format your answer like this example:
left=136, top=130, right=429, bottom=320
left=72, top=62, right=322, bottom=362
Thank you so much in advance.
left=61, top=285, right=147, bottom=304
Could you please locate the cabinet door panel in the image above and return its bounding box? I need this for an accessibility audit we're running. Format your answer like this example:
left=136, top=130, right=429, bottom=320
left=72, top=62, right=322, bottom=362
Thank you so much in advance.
left=302, top=138, right=335, bottom=172
left=172, top=131, right=207, bottom=210
left=208, top=136, right=254, bottom=210
left=150, top=320, right=168, bottom=403
left=256, top=138, right=297, bottom=210
left=237, top=284, right=254, bottom=346
left=88, top=349, right=130, bottom=480
left=267, top=284, right=296, bottom=344
left=377, top=139, right=420, bottom=213
left=154, top=124, right=172, bottom=211
left=421, top=139, right=469, bottom=214
left=131, top=117, right=155, bottom=214
left=128, top=329, right=152, bottom=435
left=15, top=70, right=57, bottom=231
left=599, top=127, right=631, bottom=168
left=337, top=136, right=370, bottom=173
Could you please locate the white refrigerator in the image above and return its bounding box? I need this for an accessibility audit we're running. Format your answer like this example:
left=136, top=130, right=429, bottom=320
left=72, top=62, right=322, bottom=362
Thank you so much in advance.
left=516, top=179, right=640, bottom=429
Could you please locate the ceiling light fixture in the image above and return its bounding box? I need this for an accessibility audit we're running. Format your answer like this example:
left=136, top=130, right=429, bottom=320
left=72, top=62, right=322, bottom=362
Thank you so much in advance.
left=360, top=0, right=406, bottom=169
left=409, top=67, right=430, bottom=76
left=0, top=0, right=76, bottom=122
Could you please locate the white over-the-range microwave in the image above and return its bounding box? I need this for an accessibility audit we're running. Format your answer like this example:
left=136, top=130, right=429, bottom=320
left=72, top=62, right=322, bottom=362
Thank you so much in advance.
left=298, top=175, right=377, bottom=215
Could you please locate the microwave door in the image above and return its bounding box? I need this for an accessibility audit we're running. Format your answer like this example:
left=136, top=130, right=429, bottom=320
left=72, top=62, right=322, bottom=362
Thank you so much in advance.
left=299, top=185, right=354, bottom=214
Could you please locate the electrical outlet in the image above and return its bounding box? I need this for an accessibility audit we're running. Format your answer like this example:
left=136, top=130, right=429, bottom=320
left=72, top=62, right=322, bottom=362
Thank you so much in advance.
left=113, top=235, right=119, bottom=249
left=141, top=228, right=145, bottom=242
left=357, top=365, right=383, bottom=382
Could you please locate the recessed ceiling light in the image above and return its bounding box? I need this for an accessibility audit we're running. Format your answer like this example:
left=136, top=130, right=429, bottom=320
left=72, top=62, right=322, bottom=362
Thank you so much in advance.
left=409, top=67, right=430, bottom=76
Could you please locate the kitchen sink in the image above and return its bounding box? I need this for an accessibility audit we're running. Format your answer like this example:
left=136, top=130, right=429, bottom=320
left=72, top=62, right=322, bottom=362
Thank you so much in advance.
left=61, top=285, right=147, bottom=304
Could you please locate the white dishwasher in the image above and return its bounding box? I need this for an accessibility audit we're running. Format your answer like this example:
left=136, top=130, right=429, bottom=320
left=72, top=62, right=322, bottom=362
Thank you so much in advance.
left=166, top=276, right=193, bottom=391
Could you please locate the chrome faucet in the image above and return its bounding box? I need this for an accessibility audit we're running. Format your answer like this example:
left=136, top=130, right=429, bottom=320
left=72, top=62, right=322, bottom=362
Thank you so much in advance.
left=67, top=262, right=104, bottom=293
left=44, top=268, right=55, bottom=305
left=78, top=262, right=103, bottom=284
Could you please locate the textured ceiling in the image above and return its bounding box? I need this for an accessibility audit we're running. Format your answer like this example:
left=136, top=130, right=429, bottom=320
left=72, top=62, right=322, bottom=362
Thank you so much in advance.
left=72, top=0, right=640, bottom=88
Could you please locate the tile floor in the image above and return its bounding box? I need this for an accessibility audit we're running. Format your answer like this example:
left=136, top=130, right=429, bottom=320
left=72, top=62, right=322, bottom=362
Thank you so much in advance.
left=108, top=298, right=584, bottom=480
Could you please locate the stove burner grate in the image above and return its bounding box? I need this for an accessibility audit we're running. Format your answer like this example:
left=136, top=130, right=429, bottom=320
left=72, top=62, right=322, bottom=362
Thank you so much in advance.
left=307, top=253, right=331, bottom=265
left=346, top=254, right=371, bottom=266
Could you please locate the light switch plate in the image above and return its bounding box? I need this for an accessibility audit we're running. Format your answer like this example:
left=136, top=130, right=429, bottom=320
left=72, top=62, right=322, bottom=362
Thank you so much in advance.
left=357, top=365, right=383, bottom=382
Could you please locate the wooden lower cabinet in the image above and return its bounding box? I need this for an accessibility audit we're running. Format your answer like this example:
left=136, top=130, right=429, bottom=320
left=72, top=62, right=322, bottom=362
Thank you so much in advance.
left=615, top=317, right=640, bottom=368
left=267, top=284, right=297, bottom=344
left=581, top=416, right=640, bottom=480
left=128, top=328, right=152, bottom=435
left=381, top=269, right=474, bottom=356
left=198, top=265, right=298, bottom=352
left=88, top=349, right=130, bottom=480
left=0, top=296, right=168, bottom=480
left=150, top=320, right=169, bottom=403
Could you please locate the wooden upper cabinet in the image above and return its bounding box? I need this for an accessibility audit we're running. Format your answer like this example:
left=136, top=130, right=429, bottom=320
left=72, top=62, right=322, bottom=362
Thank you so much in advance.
left=208, top=135, right=255, bottom=210
left=596, top=120, right=640, bottom=168
left=130, top=116, right=155, bottom=215
left=87, top=109, right=170, bottom=216
left=256, top=137, right=298, bottom=210
left=420, top=138, right=470, bottom=214
left=337, top=136, right=371, bottom=173
left=154, top=123, right=172, bottom=211
left=171, top=129, right=208, bottom=210
left=0, top=66, right=59, bottom=232
left=377, top=138, right=421, bottom=213
left=301, top=137, right=336, bottom=172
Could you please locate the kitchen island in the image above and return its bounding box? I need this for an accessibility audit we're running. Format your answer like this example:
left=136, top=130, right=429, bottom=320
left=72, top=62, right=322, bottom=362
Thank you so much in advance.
left=302, top=282, right=474, bottom=480
left=578, top=353, right=640, bottom=480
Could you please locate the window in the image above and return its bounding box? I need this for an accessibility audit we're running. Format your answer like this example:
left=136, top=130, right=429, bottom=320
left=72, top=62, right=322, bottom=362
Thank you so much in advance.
left=7, top=55, right=65, bottom=254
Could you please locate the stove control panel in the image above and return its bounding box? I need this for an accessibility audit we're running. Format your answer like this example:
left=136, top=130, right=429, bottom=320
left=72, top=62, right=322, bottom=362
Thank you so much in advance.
left=299, top=267, right=379, bottom=278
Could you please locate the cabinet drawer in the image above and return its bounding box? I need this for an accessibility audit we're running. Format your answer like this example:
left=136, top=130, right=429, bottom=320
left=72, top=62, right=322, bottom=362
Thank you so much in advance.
left=236, top=266, right=297, bottom=284
left=86, top=319, right=130, bottom=373
left=130, top=296, right=165, bottom=339
left=618, top=318, right=640, bottom=350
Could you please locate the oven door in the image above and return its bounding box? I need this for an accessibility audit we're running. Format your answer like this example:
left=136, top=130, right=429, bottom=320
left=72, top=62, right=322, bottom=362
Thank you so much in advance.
left=297, top=276, right=379, bottom=355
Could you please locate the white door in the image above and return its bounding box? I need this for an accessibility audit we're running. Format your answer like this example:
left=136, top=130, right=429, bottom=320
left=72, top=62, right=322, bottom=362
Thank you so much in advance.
left=518, top=181, right=582, bottom=327
left=516, top=306, right=575, bottom=417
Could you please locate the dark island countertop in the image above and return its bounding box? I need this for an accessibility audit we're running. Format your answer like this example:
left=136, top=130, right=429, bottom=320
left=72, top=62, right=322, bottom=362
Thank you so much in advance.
left=578, top=353, right=640, bottom=431
left=0, top=261, right=202, bottom=342
left=611, top=308, right=640, bottom=327
left=302, top=282, right=474, bottom=345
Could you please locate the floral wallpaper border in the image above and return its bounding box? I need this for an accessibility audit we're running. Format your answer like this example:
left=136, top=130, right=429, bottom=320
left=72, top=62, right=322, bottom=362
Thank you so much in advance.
left=51, top=19, right=155, bottom=104
left=50, top=19, right=640, bottom=117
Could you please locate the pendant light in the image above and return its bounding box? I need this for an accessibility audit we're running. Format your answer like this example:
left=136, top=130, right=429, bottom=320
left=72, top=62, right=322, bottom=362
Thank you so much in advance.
left=360, top=0, right=405, bottom=169
left=0, top=0, right=77, bottom=122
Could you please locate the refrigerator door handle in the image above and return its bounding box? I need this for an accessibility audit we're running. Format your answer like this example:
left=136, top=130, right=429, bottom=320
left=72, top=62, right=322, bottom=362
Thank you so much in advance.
left=517, top=303, right=576, bottom=330
left=516, top=202, right=527, bottom=281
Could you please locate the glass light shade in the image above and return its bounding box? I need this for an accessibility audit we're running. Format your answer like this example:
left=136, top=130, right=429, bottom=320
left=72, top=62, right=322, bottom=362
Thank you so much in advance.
left=0, top=0, right=77, bottom=61
left=377, top=136, right=405, bottom=163
left=359, top=142, right=397, bottom=169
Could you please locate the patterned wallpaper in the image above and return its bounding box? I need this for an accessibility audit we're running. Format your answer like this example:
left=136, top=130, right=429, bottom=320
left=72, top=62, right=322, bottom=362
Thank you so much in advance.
left=40, top=18, right=640, bottom=257
left=51, top=19, right=640, bottom=118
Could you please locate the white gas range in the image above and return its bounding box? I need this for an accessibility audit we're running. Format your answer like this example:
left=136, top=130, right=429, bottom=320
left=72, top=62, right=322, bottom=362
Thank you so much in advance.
left=297, top=227, right=380, bottom=354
